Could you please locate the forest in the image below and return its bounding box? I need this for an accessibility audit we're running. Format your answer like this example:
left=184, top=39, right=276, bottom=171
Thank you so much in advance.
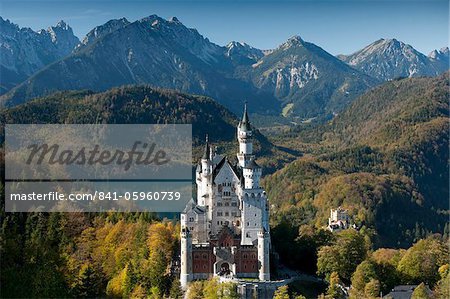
left=1, top=74, right=449, bottom=298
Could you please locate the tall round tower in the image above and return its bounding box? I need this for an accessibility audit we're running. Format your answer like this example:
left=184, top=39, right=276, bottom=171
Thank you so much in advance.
left=257, top=229, right=270, bottom=281
left=198, top=135, right=211, bottom=206
left=243, top=159, right=262, bottom=189
left=237, top=103, right=254, bottom=168
left=180, top=228, right=193, bottom=289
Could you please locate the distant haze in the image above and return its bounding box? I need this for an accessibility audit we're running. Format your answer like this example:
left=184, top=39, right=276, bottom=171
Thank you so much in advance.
left=1, top=0, right=448, bottom=55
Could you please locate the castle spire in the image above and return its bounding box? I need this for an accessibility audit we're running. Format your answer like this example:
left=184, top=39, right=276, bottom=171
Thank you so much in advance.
left=237, top=102, right=254, bottom=168
left=202, top=134, right=210, bottom=160
left=239, top=102, right=250, bottom=131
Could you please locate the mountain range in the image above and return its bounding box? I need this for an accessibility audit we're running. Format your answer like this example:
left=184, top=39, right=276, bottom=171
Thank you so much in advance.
left=338, top=38, right=449, bottom=81
left=0, top=17, right=79, bottom=94
left=0, top=15, right=448, bottom=119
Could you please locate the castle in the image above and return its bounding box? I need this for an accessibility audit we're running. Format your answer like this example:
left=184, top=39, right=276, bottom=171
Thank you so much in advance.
left=327, top=207, right=350, bottom=232
left=180, top=105, right=270, bottom=288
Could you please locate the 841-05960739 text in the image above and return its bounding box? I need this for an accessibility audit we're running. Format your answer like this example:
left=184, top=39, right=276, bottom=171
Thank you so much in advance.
left=9, top=191, right=182, bottom=201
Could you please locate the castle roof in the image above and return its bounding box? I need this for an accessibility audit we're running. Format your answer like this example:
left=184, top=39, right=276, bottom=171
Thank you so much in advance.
left=244, top=158, right=261, bottom=170
left=182, top=198, right=206, bottom=214
left=238, top=103, right=251, bottom=131
left=212, top=154, right=224, bottom=165
left=212, top=156, right=244, bottom=182
left=202, top=140, right=210, bottom=160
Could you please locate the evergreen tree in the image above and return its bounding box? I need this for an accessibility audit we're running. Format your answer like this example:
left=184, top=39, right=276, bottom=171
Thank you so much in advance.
left=71, top=262, right=102, bottom=298
left=148, top=249, right=168, bottom=293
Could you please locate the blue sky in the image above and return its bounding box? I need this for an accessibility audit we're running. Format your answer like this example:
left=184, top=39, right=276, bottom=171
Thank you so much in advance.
left=1, top=0, right=448, bottom=55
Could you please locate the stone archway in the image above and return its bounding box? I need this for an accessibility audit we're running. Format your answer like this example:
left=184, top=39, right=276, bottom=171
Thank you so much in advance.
left=219, top=262, right=231, bottom=276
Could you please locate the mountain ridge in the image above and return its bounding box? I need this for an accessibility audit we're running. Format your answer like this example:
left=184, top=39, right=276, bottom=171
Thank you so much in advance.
left=0, top=17, right=79, bottom=94
left=247, top=35, right=378, bottom=117
left=338, top=38, right=448, bottom=80
left=1, top=15, right=448, bottom=120
left=0, top=15, right=280, bottom=115
left=0, top=16, right=377, bottom=119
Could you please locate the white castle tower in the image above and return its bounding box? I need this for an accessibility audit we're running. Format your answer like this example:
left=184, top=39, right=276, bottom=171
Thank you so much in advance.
left=180, top=228, right=193, bottom=288
left=258, top=229, right=270, bottom=281
left=237, top=103, right=254, bottom=168
left=180, top=104, right=270, bottom=289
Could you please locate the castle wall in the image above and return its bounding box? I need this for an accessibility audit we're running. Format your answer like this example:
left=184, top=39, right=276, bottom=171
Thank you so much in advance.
left=235, top=247, right=258, bottom=274
left=192, top=246, right=215, bottom=274
left=211, top=162, right=242, bottom=235
left=241, top=191, right=265, bottom=245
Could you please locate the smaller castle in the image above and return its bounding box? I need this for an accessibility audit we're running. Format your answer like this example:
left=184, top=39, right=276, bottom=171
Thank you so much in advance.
left=327, top=207, right=350, bottom=232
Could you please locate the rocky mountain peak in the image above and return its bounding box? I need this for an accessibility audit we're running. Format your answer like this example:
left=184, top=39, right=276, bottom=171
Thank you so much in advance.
left=46, top=20, right=79, bottom=54
left=136, top=15, right=223, bottom=64
left=429, top=47, right=449, bottom=60
left=55, top=20, right=69, bottom=30
left=169, top=16, right=181, bottom=24
left=79, top=17, right=130, bottom=48
left=280, top=35, right=305, bottom=48
left=338, top=38, right=448, bottom=80
left=0, top=18, right=79, bottom=94
left=225, top=41, right=264, bottom=62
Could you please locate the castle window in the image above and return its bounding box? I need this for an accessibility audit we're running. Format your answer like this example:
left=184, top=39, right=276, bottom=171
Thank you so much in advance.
left=231, top=212, right=236, bottom=217
left=236, top=220, right=240, bottom=226
left=217, top=202, right=223, bottom=207
left=231, top=202, right=237, bottom=207
left=189, top=217, right=194, bottom=222
left=217, top=211, right=223, bottom=216
left=243, top=254, right=247, bottom=258
left=203, top=254, right=207, bottom=259
left=225, top=212, right=229, bottom=216
left=225, top=202, right=229, bottom=206
left=247, top=222, right=249, bottom=226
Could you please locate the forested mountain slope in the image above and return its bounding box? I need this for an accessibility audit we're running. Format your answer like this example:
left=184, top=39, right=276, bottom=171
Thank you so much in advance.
left=264, top=73, right=449, bottom=248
